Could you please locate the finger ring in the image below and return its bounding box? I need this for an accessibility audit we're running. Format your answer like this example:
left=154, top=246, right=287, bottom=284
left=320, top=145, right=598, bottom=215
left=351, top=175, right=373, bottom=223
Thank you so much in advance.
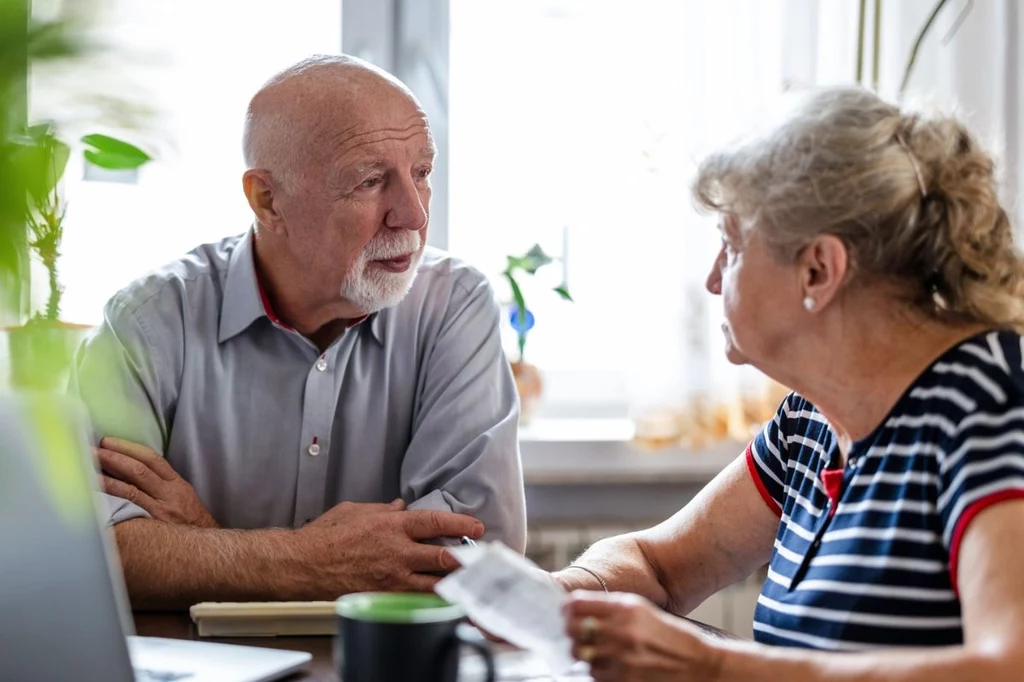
left=578, top=645, right=595, bottom=663
left=580, top=615, right=599, bottom=642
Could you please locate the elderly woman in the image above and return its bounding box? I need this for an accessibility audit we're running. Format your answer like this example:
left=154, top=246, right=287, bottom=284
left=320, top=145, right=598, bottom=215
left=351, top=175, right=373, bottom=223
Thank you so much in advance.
left=553, top=86, right=1024, bottom=681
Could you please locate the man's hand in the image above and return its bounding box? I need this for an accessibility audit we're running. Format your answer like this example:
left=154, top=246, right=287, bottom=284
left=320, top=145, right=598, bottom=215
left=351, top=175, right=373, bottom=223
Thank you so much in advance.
left=95, top=437, right=219, bottom=528
left=292, top=499, right=485, bottom=595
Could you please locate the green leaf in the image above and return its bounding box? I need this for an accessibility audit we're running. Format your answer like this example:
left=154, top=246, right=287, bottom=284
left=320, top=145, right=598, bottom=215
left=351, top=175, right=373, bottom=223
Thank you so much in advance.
left=520, top=243, right=552, bottom=274
left=26, top=123, right=55, bottom=139
left=552, top=285, right=573, bottom=302
left=81, top=133, right=151, bottom=170
left=504, top=272, right=529, bottom=360
left=504, top=272, right=528, bottom=323
left=26, top=18, right=85, bottom=61
left=11, top=128, right=70, bottom=203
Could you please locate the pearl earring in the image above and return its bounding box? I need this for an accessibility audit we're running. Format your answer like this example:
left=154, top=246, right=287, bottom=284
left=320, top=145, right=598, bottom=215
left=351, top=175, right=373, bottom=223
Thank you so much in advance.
left=803, top=296, right=815, bottom=311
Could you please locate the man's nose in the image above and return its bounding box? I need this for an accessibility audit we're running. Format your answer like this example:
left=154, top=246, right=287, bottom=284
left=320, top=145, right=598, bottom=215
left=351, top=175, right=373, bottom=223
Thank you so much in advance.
left=384, top=176, right=428, bottom=231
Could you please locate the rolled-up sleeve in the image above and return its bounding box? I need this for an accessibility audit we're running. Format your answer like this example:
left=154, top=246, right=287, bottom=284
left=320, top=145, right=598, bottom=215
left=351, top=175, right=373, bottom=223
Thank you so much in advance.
left=401, top=276, right=527, bottom=553
left=68, top=298, right=173, bottom=525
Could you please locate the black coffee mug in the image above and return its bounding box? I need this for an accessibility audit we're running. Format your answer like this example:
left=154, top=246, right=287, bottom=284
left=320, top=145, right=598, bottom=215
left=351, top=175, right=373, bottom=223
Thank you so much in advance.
left=335, top=592, right=495, bottom=682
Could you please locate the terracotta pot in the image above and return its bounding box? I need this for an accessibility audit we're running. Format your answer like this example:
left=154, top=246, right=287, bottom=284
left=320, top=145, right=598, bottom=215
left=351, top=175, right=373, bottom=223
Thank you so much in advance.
left=510, top=360, right=543, bottom=424
left=5, top=320, right=91, bottom=390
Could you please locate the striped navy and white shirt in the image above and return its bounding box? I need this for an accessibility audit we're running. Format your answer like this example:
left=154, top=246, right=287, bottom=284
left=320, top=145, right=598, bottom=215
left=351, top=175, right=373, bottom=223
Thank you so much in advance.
left=747, top=329, right=1024, bottom=650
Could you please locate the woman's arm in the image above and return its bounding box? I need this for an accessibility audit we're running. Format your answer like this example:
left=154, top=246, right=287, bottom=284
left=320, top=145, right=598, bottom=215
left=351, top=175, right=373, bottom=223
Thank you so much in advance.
left=553, top=454, right=780, bottom=615
left=565, top=499, right=1024, bottom=682
left=718, top=499, right=1024, bottom=681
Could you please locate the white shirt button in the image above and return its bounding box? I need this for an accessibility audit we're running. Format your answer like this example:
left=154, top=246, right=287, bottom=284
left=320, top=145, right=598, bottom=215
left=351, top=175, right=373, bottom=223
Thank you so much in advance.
left=308, top=443, right=321, bottom=456
left=315, top=357, right=328, bottom=372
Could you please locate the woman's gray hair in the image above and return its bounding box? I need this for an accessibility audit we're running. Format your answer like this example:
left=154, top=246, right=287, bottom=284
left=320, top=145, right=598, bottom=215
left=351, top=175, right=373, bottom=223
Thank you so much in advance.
left=692, top=86, right=1024, bottom=332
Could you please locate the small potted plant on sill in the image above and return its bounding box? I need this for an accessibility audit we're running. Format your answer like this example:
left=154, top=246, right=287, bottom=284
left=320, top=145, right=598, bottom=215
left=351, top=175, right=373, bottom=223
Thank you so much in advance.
left=502, top=244, right=572, bottom=423
left=7, top=123, right=151, bottom=389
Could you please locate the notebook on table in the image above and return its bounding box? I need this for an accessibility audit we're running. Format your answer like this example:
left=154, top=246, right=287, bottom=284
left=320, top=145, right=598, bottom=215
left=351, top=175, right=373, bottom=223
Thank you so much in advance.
left=190, top=601, right=338, bottom=637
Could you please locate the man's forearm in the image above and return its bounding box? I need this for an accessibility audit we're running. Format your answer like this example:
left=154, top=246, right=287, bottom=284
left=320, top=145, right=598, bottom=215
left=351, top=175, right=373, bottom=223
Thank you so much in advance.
left=553, top=534, right=671, bottom=609
left=114, top=518, right=314, bottom=609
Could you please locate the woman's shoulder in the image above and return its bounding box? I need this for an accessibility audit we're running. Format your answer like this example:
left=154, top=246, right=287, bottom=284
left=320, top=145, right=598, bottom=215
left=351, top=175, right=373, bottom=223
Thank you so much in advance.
left=919, top=329, right=1024, bottom=413
left=887, top=330, right=1024, bottom=457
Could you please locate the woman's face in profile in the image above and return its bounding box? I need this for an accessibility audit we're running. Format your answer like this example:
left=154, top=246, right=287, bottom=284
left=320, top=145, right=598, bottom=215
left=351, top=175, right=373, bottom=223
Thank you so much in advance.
left=706, top=214, right=803, bottom=369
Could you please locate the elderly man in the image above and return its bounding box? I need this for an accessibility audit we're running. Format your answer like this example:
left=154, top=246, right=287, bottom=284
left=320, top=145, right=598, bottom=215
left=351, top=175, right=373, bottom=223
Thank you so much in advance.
left=70, top=55, right=526, bottom=609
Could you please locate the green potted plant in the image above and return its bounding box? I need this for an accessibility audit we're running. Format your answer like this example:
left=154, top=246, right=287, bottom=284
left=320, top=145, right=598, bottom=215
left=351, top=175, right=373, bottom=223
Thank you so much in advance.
left=1, top=0, right=154, bottom=390
left=6, top=124, right=150, bottom=389
left=501, top=243, right=572, bottom=423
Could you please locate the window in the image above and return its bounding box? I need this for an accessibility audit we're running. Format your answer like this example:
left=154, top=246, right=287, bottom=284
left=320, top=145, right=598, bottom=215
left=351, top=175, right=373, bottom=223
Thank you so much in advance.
left=32, top=0, right=342, bottom=326
left=447, top=0, right=794, bottom=432
left=446, top=0, right=1022, bottom=440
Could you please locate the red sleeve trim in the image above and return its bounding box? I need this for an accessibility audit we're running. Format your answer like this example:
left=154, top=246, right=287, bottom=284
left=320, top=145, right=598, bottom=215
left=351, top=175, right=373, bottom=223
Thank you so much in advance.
left=745, top=442, right=782, bottom=517
left=949, top=488, right=1024, bottom=594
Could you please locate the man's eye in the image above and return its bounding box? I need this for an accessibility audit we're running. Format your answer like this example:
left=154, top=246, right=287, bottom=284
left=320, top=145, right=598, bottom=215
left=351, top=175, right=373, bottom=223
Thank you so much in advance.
left=417, top=167, right=433, bottom=179
left=361, top=177, right=382, bottom=189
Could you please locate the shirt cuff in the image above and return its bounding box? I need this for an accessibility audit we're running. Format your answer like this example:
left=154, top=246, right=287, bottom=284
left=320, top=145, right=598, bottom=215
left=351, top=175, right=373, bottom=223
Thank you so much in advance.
left=948, top=488, right=1024, bottom=593
left=100, top=492, right=151, bottom=526
left=408, top=490, right=468, bottom=547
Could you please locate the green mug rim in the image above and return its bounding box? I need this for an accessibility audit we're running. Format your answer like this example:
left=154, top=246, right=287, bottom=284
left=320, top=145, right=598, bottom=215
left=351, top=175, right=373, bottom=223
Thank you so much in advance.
left=335, top=592, right=466, bottom=624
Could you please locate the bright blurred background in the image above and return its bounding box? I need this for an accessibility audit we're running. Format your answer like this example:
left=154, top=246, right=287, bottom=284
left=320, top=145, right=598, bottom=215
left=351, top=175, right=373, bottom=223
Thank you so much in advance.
left=21, top=0, right=1021, bottom=450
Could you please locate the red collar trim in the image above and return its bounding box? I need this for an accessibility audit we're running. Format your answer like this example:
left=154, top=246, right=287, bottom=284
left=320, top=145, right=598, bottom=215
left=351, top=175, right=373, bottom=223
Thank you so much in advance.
left=256, top=276, right=293, bottom=331
left=257, top=277, right=368, bottom=331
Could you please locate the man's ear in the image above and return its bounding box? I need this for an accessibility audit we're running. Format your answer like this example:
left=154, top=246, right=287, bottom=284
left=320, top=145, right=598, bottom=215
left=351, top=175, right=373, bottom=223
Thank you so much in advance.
left=798, top=234, right=849, bottom=311
left=242, top=169, right=287, bottom=235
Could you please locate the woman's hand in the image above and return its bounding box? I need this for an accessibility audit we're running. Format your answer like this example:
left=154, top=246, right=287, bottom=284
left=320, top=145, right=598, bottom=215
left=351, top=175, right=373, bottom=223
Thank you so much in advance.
left=565, top=590, right=725, bottom=682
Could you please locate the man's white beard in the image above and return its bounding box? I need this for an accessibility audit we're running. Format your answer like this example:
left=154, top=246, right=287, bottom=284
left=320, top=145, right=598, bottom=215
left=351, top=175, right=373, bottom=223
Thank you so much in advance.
left=339, top=232, right=424, bottom=314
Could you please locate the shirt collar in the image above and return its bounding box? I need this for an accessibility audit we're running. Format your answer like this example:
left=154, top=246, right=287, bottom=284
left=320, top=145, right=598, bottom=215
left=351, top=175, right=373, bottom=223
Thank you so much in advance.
left=218, top=229, right=267, bottom=343
left=218, top=229, right=385, bottom=346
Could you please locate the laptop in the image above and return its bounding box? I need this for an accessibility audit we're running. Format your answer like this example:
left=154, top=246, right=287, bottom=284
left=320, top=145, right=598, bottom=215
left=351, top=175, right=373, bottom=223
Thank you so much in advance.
left=0, top=393, right=311, bottom=682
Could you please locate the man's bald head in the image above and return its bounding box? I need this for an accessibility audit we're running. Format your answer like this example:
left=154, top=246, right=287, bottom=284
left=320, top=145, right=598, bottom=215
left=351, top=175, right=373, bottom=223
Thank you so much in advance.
left=242, top=54, right=423, bottom=189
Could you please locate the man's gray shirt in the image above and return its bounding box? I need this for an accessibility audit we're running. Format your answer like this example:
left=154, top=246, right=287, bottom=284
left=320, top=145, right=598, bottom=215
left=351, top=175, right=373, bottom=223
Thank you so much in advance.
left=70, top=231, right=526, bottom=551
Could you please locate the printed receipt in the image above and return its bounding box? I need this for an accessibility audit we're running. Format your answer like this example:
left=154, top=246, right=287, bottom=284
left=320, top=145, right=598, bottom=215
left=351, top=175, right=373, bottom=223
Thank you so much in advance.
left=435, top=542, right=578, bottom=674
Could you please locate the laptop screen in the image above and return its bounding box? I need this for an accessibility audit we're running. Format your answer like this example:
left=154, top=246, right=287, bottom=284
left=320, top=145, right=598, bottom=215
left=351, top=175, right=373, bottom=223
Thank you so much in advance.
left=0, top=394, right=136, bottom=681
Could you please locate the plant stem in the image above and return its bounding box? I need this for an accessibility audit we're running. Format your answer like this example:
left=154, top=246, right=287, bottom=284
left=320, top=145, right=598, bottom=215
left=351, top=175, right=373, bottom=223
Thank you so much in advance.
left=900, top=0, right=952, bottom=97
left=856, top=0, right=867, bottom=84
left=45, top=251, right=61, bottom=321
left=28, top=179, right=63, bottom=322
left=872, top=0, right=882, bottom=91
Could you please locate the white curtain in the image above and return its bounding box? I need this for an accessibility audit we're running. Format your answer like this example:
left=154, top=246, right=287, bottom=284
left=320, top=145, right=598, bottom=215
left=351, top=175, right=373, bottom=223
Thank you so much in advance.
left=787, top=0, right=1023, bottom=232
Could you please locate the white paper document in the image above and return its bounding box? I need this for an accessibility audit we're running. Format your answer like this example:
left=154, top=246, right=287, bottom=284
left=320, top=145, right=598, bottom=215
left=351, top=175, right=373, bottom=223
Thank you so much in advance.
left=435, top=542, right=579, bottom=675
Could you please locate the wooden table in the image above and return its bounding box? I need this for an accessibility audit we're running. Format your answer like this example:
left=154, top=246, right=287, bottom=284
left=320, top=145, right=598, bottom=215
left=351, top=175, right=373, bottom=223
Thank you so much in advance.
left=134, top=610, right=736, bottom=681
left=134, top=611, right=337, bottom=681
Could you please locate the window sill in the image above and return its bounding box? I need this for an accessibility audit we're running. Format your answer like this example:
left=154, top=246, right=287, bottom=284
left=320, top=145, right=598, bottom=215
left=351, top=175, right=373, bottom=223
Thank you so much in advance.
left=519, top=418, right=743, bottom=485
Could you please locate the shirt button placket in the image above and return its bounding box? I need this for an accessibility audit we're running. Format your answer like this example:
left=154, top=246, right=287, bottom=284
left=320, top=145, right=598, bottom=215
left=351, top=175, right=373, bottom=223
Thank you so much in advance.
left=294, top=351, right=334, bottom=526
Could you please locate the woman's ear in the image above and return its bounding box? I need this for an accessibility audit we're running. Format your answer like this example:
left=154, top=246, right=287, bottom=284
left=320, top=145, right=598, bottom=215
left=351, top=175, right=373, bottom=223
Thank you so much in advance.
left=798, top=235, right=849, bottom=311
